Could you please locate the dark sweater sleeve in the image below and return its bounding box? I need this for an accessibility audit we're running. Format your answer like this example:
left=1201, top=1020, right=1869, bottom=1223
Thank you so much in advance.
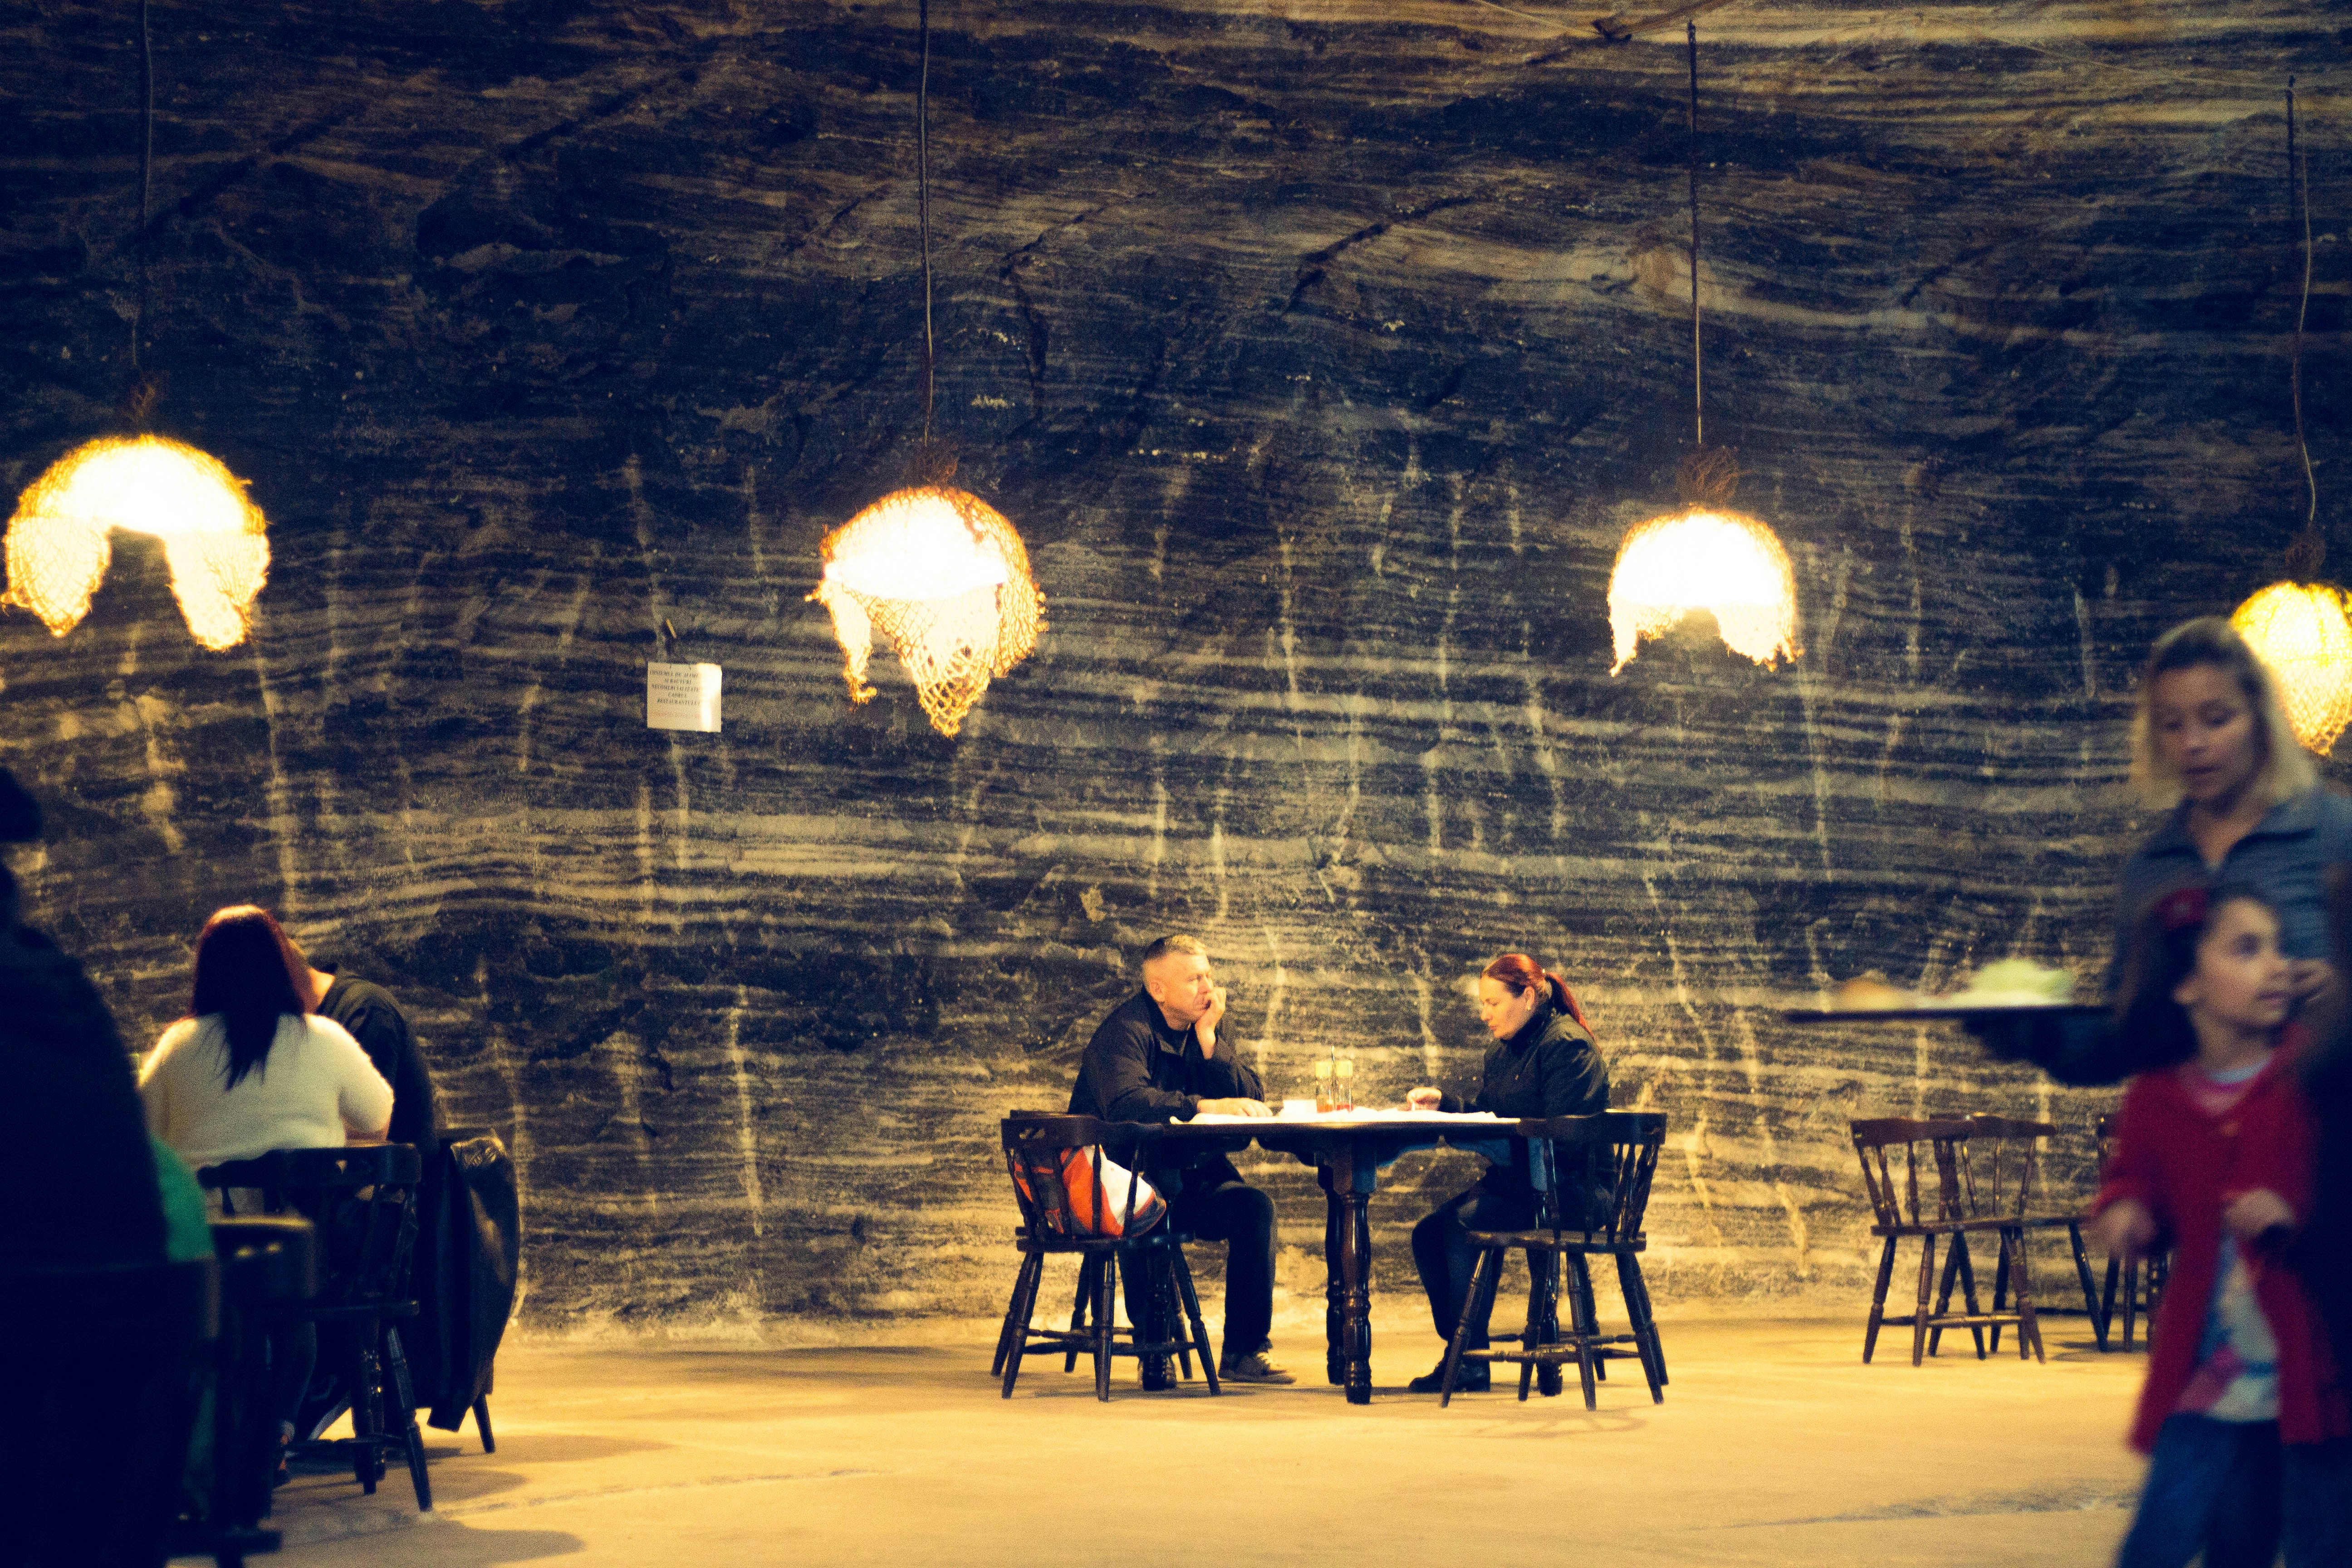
left=335, top=991, right=441, bottom=1149
left=1196, top=1022, right=1262, bottom=1103
left=1080, top=1018, right=1199, bottom=1123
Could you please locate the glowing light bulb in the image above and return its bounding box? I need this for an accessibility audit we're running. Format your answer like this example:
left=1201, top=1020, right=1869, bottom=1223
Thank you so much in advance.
left=810, top=485, right=1043, bottom=737
left=2232, top=579, right=2352, bottom=755
left=1607, top=506, right=1798, bottom=674
left=4, top=434, right=270, bottom=651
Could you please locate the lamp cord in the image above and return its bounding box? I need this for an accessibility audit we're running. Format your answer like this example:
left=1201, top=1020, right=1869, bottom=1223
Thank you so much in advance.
left=134, top=0, right=152, bottom=380
left=2290, top=79, right=2315, bottom=538
left=1686, top=19, right=1702, bottom=450
left=917, top=0, right=935, bottom=454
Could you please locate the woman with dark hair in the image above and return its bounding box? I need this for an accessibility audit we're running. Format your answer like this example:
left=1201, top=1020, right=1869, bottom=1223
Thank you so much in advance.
left=2089, top=885, right=2348, bottom=1566
left=137, top=905, right=393, bottom=1472
left=138, top=906, right=393, bottom=1171
left=1401, top=953, right=1609, bottom=1394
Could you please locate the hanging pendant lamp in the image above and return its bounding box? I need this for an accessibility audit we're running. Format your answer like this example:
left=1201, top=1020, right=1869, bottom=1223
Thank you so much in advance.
left=1605, top=22, right=1797, bottom=676
left=1, top=0, right=268, bottom=652
left=809, top=0, right=1043, bottom=738
left=2230, top=83, right=2352, bottom=755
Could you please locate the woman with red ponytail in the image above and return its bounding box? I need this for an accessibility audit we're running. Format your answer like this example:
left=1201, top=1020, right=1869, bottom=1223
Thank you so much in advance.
left=1401, top=953, right=1610, bottom=1394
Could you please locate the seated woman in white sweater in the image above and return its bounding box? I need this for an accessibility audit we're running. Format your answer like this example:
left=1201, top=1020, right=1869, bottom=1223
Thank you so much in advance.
left=137, top=903, right=394, bottom=1470
left=140, top=906, right=394, bottom=1169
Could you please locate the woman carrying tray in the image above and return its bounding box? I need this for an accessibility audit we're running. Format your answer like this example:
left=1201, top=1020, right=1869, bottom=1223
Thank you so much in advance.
left=1975, top=616, right=2352, bottom=1530
left=1401, top=954, right=1608, bottom=1394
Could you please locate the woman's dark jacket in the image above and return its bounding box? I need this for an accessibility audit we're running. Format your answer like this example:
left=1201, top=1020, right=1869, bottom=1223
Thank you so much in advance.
left=1438, top=1000, right=1609, bottom=1214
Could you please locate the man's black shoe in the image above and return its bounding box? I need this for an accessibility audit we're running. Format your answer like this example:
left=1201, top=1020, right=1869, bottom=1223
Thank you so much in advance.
left=1406, top=1357, right=1488, bottom=1394
left=1139, top=1354, right=1177, bottom=1391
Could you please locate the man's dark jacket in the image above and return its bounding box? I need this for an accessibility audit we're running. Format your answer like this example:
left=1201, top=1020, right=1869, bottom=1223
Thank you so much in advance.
left=1068, top=990, right=1263, bottom=1197
left=316, top=973, right=441, bottom=1153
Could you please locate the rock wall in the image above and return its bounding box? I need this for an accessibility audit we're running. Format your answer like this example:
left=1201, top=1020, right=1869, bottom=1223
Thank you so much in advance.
left=2, top=0, right=2345, bottom=1327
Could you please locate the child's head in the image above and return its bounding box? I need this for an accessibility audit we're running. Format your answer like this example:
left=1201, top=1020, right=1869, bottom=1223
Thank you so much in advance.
left=2117, top=884, right=2292, bottom=1065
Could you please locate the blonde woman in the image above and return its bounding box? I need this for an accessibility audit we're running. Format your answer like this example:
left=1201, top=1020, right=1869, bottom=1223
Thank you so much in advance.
left=1973, top=617, right=2352, bottom=1467
left=2114, top=615, right=2349, bottom=996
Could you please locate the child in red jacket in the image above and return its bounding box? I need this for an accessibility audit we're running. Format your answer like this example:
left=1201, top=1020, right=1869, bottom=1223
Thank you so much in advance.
left=2091, top=885, right=2351, bottom=1567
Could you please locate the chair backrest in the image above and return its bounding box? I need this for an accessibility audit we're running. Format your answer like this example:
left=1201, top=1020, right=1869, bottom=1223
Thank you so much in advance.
left=1960, top=1114, right=2058, bottom=1220
left=199, top=1143, right=423, bottom=1310
left=0, top=1257, right=218, bottom=1568
left=1520, top=1112, right=1667, bottom=1241
left=1849, top=1117, right=1975, bottom=1228
left=1000, top=1115, right=1157, bottom=1241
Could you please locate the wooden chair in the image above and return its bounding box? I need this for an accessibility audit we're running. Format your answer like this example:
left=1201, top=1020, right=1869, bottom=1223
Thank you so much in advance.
left=1960, top=1114, right=2104, bottom=1354
left=1437, top=1112, right=1669, bottom=1410
left=2093, top=1112, right=2168, bottom=1350
left=1852, top=1117, right=2043, bottom=1365
left=200, top=1145, right=431, bottom=1509
left=201, top=1217, right=317, bottom=1567
left=993, top=1115, right=1219, bottom=1401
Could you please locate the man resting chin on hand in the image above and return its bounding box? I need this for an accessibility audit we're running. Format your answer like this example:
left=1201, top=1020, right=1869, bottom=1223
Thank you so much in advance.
left=1066, top=933, right=1289, bottom=1385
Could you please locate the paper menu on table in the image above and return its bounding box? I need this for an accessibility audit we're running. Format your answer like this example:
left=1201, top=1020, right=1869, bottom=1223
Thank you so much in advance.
left=647, top=662, right=722, bottom=732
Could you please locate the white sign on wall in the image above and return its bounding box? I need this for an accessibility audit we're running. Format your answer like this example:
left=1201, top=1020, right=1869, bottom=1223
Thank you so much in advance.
left=647, top=662, right=722, bottom=732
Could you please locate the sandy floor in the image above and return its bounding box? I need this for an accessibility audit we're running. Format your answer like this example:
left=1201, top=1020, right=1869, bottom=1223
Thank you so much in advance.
left=217, top=1308, right=2148, bottom=1567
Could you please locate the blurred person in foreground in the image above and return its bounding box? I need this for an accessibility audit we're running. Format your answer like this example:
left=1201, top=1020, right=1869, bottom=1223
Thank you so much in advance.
left=2089, top=885, right=2348, bottom=1566
left=1973, top=618, right=2352, bottom=1380
left=0, top=767, right=167, bottom=1268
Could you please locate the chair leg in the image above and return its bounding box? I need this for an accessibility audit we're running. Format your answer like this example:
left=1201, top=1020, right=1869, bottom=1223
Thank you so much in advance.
left=1951, top=1234, right=1987, bottom=1360
left=2122, top=1258, right=2140, bottom=1349
left=1564, top=1255, right=1601, bottom=1410
left=2068, top=1221, right=2105, bottom=1351
left=1063, top=1256, right=1098, bottom=1374
left=1093, top=1252, right=1117, bottom=1402
left=992, top=1250, right=1042, bottom=1377
left=1438, top=1248, right=1496, bottom=1408
left=1619, top=1254, right=1665, bottom=1403
left=1571, top=1261, right=1605, bottom=1382
left=1862, top=1235, right=1898, bottom=1364
left=1911, top=1234, right=1937, bottom=1367
left=472, top=1396, right=495, bottom=1455
left=352, top=1324, right=384, bottom=1493
left=1988, top=1234, right=2011, bottom=1354
left=1171, top=1248, right=1219, bottom=1395
left=1514, top=1251, right=1550, bottom=1403
left=1627, top=1252, right=1667, bottom=1385
left=2008, top=1230, right=2044, bottom=1362
left=1154, top=1254, right=1192, bottom=1381
left=1928, top=1234, right=1966, bottom=1358
left=382, top=1324, right=433, bottom=1512
left=1000, top=1250, right=1048, bottom=1400
left=1532, top=1250, right=1565, bottom=1399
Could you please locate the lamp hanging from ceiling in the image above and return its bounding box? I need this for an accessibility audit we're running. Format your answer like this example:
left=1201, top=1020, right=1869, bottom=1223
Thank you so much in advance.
left=809, top=0, right=1042, bottom=738
left=2230, top=82, right=2352, bottom=755
left=1605, top=22, right=1797, bottom=676
left=1, top=0, right=268, bottom=652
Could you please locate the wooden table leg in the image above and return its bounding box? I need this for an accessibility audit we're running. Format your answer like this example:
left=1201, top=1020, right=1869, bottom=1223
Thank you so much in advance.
left=1319, top=1166, right=1346, bottom=1386
left=1333, top=1143, right=1377, bottom=1405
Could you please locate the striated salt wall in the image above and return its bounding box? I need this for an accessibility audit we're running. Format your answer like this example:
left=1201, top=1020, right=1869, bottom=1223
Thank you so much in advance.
left=1, top=0, right=2344, bottom=1327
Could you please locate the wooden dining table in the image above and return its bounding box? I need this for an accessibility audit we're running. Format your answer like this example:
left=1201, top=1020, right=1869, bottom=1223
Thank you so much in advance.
left=1157, top=1111, right=1514, bottom=1404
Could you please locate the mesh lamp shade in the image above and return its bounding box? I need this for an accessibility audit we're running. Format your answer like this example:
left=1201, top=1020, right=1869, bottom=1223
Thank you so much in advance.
left=4, top=435, right=270, bottom=652
left=2232, top=579, right=2352, bottom=755
left=811, top=485, right=1044, bottom=737
left=1607, top=506, right=1798, bottom=675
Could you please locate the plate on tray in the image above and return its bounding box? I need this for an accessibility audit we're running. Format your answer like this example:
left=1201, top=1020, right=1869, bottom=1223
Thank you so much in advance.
left=1782, top=1001, right=2105, bottom=1024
